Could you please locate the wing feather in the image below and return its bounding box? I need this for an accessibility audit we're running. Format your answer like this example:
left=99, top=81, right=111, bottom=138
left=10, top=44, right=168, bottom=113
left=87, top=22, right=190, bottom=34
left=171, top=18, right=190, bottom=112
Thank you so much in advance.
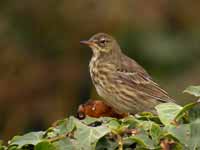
left=116, top=54, right=175, bottom=103
left=116, top=71, right=174, bottom=103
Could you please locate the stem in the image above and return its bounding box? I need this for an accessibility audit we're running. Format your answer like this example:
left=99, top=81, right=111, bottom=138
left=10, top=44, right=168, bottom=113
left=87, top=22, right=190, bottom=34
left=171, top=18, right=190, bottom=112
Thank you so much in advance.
left=47, top=133, right=68, bottom=143
left=117, top=134, right=123, bottom=150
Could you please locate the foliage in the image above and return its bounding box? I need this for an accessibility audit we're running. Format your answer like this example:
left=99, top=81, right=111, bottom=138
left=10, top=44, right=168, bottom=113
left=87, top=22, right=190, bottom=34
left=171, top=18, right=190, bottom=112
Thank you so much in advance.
left=183, top=85, right=200, bottom=98
left=1, top=85, right=200, bottom=150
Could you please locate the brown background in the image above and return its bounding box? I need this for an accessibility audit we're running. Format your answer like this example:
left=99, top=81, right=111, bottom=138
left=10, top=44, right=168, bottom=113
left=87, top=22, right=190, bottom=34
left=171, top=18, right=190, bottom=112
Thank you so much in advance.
left=0, top=0, right=200, bottom=140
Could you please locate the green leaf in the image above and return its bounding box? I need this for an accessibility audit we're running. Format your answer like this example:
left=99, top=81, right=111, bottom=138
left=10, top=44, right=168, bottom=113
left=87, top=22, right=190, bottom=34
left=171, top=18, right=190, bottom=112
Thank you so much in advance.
left=149, top=123, right=161, bottom=145
left=35, top=141, right=56, bottom=150
left=9, top=131, right=45, bottom=148
left=96, top=136, right=118, bottom=150
left=81, top=116, right=101, bottom=125
left=121, top=115, right=139, bottom=129
left=183, top=85, right=200, bottom=97
left=82, top=117, right=114, bottom=126
left=155, top=103, right=182, bottom=125
left=188, top=106, right=200, bottom=122
left=175, top=102, right=198, bottom=121
left=53, top=138, right=75, bottom=150
left=107, top=119, right=121, bottom=131
left=73, top=118, right=111, bottom=150
left=166, top=119, right=200, bottom=149
left=55, top=117, right=75, bottom=135
left=188, top=119, right=200, bottom=149
left=166, top=121, right=200, bottom=149
left=44, top=117, right=76, bottom=140
left=137, top=120, right=161, bottom=145
left=137, top=120, right=154, bottom=131
left=165, top=124, right=190, bottom=145
left=135, top=113, right=162, bottom=124
left=7, top=145, right=18, bottom=150
left=0, top=147, right=5, bottom=150
left=124, top=130, right=155, bottom=149
left=0, top=141, right=7, bottom=150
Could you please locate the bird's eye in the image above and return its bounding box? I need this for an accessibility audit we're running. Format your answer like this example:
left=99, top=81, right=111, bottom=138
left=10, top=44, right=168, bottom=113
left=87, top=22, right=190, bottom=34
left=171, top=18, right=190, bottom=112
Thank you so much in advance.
left=100, top=38, right=106, bottom=44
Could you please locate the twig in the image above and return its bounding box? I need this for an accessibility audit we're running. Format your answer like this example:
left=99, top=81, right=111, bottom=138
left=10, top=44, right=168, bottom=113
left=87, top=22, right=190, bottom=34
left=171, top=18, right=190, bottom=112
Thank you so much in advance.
left=47, top=133, right=69, bottom=143
left=117, top=134, right=123, bottom=150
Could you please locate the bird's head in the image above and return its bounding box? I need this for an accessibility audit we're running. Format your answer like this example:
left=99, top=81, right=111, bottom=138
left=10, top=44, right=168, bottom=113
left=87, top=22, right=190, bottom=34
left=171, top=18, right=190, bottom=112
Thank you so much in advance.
left=80, top=33, right=121, bottom=56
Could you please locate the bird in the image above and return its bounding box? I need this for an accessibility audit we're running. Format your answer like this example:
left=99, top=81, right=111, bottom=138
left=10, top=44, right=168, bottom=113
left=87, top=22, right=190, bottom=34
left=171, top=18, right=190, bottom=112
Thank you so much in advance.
left=80, top=33, right=175, bottom=114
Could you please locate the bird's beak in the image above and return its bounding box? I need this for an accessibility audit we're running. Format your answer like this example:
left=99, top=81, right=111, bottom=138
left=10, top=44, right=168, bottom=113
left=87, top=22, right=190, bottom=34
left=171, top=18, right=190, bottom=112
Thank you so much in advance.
left=80, top=40, right=95, bottom=46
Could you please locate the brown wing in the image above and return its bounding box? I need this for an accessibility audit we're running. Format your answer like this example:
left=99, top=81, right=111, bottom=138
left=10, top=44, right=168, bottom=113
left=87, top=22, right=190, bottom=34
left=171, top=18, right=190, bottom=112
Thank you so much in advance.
left=117, top=54, right=174, bottom=103
left=120, top=54, right=151, bottom=79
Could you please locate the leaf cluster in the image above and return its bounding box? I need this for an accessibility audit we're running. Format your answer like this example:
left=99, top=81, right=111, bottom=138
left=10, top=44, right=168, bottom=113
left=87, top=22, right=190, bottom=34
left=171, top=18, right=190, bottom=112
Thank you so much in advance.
left=1, top=85, right=200, bottom=150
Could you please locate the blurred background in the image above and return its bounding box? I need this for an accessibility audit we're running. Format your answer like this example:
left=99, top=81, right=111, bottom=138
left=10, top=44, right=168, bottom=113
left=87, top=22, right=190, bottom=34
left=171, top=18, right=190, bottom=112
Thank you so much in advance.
left=0, top=0, right=200, bottom=140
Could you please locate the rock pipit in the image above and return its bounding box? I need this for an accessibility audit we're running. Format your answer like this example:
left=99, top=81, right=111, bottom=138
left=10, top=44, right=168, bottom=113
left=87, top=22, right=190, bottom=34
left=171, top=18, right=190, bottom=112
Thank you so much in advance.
left=81, top=33, right=175, bottom=114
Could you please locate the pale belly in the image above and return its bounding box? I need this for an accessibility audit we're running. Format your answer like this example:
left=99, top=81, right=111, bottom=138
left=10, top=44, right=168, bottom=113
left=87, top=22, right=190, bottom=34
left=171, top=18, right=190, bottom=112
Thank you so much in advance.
left=95, top=84, right=121, bottom=112
left=94, top=82, right=136, bottom=113
left=94, top=80, right=159, bottom=114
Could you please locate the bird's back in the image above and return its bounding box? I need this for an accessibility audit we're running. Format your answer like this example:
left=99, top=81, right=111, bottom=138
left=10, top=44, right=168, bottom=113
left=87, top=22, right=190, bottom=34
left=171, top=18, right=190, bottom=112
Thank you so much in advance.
left=118, top=53, right=175, bottom=103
